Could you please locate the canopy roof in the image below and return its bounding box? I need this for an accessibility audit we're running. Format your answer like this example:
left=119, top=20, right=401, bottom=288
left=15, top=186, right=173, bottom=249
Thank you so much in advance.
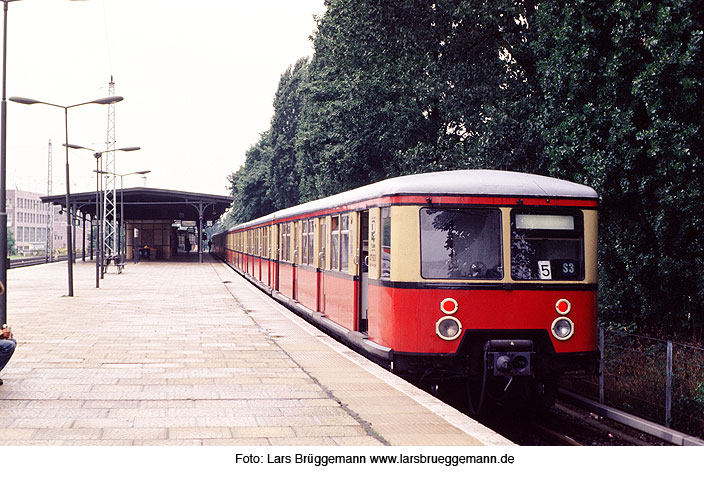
left=41, top=187, right=233, bottom=223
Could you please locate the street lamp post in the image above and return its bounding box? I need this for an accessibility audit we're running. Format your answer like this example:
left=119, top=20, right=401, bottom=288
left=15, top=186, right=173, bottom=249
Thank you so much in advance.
left=65, top=144, right=140, bottom=288
left=0, top=0, right=23, bottom=327
left=118, top=170, right=150, bottom=264
left=9, top=95, right=123, bottom=296
left=94, top=169, right=150, bottom=265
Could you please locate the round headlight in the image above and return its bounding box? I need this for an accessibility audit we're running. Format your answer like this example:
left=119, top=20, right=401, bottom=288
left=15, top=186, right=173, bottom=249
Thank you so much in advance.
left=436, top=316, right=462, bottom=341
left=551, top=317, right=574, bottom=340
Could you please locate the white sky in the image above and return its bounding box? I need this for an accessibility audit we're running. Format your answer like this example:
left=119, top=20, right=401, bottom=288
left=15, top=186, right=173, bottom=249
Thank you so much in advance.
left=4, top=0, right=325, bottom=197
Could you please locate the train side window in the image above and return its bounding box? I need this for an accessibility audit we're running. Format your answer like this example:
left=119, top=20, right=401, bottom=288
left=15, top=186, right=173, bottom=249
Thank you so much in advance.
left=307, top=219, right=315, bottom=265
left=279, top=224, right=284, bottom=260
left=283, top=222, right=291, bottom=262
left=302, top=220, right=308, bottom=265
left=260, top=228, right=263, bottom=256
left=381, top=207, right=391, bottom=279
left=258, top=228, right=262, bottom=256
left=420, top=208, right=502, bottom=280
left=293, top=221, right=299, bottom=263
left=280, top=223, right=290, bottom=262
left=262, top=227, right=268, bottom=258
left=341, top=214, right=350, bottom=272
left=331, top=215, right=340, bottom=270
left=511, top=211, right=584, bottom=281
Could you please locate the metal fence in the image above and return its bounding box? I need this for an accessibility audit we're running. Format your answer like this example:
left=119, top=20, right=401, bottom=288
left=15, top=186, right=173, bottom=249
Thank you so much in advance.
left=562, top=327, right=704, bottom=439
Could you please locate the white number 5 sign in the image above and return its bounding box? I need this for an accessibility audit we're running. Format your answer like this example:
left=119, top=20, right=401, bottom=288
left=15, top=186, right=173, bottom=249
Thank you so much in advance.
left=538, top=261, right=552, bottom=280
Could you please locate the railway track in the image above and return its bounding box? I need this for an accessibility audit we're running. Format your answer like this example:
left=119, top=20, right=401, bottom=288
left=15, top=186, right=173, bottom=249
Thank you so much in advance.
left=475, top=399, right=676, bottom=446
left=427, top=381, right=684, bottom=445
left=531, top=401, right=661, bottom=446
left=8, top=256, right=67, bottom=269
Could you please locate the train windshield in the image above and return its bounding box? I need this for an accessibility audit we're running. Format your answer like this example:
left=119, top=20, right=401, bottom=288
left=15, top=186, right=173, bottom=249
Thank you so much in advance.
left=420, top=208, right=502, bottom=280
left=511, top=211, right=584, bottom=280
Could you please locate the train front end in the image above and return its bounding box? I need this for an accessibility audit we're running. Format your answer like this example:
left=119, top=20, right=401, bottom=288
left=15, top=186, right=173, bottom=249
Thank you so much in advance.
left=365, top=174, right=599, bottom=409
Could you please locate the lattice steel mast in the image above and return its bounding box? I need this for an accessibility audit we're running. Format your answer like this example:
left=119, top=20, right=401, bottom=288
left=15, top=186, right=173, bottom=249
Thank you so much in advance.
left=102, top=76, right=117, bottom=262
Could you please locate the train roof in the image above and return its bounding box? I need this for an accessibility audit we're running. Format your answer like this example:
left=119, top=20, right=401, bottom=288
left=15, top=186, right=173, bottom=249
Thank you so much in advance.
left=231, top=169, right=598, bottom=230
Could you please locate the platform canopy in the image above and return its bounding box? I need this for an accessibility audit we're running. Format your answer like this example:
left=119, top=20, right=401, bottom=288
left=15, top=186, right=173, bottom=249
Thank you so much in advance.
left=41, top=187, right=233, bottom=223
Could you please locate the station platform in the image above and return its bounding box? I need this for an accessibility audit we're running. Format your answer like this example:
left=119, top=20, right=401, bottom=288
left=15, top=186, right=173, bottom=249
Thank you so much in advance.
left=1, top=255, right=512, bottom=446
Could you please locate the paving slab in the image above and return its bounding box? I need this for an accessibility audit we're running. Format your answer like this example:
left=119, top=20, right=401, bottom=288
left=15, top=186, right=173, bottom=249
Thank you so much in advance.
left=2, top=256, right=512, bottom=446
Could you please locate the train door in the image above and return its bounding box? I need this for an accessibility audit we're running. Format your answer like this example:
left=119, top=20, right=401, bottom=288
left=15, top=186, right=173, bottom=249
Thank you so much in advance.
left=292, top=221, right=298, bottom=301
left=318, top=217, right=327, bottom=314
left=256, top=228, right=262, bottom=280
left=357, top=210, right=369, bottom=333
left=273, top=223, right=280, bottom=291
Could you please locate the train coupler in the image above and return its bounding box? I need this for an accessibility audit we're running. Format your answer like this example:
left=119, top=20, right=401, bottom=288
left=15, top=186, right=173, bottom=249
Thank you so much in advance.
left=485, top=339, right=534, bottom=377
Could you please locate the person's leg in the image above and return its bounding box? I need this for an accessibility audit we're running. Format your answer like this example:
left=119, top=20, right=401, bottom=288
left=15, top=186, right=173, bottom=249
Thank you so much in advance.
left=0, top=339, right=17, bottom=384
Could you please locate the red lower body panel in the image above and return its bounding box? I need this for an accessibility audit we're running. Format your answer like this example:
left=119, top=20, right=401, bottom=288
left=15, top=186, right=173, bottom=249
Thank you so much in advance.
left=296, top=268, right=318, bottom=313
left=319, top=273, right=356, bottom=331
left=367, top=285, right=597, bottom=355
left=278, top=263, right=295, bottom=298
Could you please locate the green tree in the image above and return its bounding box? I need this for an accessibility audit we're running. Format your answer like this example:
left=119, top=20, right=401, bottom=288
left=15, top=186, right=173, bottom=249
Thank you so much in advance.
left=268, top=58, right=310, bottom=210
left=534, top=0, right=704, bottom=334
left=227, top=131, right=275, bottom=224
left=7, top=229, right=15, bottom=255
left=297, top=0, right=547, bottom=201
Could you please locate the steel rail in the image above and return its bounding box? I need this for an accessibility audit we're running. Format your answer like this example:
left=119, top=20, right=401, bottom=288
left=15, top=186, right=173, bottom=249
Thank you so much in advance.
left=559, top=389, right=704, bottom=446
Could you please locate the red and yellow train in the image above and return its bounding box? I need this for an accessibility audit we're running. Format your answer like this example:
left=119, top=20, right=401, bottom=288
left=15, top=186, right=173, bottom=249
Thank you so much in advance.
left=212, top=170, right=599, bottom=411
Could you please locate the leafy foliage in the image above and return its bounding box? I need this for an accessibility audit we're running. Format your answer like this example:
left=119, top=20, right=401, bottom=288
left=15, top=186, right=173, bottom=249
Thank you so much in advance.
left=7, top=228, right=15, bottom=254
left=534, top=0, right=704, bottom=334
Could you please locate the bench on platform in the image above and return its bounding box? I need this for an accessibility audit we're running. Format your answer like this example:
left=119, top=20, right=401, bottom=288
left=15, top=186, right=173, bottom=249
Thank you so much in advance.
left=104, top=255, right=125, bottom=274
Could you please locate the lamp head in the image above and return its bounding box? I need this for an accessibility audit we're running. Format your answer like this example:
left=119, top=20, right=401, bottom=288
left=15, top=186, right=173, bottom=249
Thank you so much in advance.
left=92, top=95, right=123, bottom=105
left=9, top=96, right=41, bottom=105
left=63, top=143, right=92, bottom=151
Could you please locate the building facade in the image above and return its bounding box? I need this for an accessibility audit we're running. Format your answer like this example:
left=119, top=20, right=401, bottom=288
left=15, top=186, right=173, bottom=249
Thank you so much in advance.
left=6, top=189, right=85, bottom=256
